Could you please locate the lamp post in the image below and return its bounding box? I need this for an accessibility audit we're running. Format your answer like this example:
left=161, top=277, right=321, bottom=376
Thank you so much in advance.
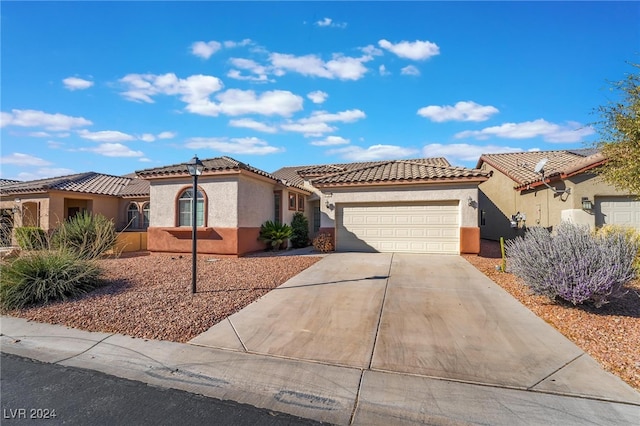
left=187, top=155, right=204, bottom=294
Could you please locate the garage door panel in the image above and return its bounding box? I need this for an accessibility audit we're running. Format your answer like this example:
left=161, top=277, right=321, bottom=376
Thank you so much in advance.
left=337, top=202, right=460, bottom=254
left=595, top=197, right=640, bottom=229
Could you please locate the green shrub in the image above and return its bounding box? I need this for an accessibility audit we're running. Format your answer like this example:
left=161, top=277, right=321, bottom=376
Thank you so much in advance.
left=290, top=212, right=309, bottom=248
left=0, top=250, right=102, bottom=310
left=258, top=220, right=293, bottom=250
left=506, top=222, right=639, bottom=307
left=15, top=227, right=47, bottom=250
left=51, top=212, right=117, bottom=260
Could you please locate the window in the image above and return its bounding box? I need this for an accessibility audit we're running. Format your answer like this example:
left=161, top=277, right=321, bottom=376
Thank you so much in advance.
left=127, top=203, right=139, bottom=229
left=288, top=193, right=297, bottom=211
left=178, top=189, right=204, bottom=227
left=142, top=203, right=150, bottom=229
left=274, top=191, right=282, bottom=224
left=297, top=195, right=305, bottom=212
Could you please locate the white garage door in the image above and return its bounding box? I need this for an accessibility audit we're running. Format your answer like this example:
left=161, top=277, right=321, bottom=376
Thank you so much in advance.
left=596, top=197, right=640, bottom=229
left=336, top=201, right=460, bottom=254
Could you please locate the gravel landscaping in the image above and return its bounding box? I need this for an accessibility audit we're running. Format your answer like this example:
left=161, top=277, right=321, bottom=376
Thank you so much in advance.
left=6, top=252, right=322, bottom=343
left=462, top=240, right=640, bottom=392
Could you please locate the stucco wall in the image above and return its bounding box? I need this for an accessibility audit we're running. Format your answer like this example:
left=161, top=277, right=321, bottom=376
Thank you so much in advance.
left=317, top=183, right=480, bottom=228
left=149, top=176, right=239, bottom=228
left=237, top=175, right=275, bottom=227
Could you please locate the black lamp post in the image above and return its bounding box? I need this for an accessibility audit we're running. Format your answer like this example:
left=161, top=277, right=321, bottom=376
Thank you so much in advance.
left=187, top=155, right=204, bottom=294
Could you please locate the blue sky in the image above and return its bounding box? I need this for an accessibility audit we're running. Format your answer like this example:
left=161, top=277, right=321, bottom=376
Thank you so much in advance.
left=1, top=1, right=638, bottom=181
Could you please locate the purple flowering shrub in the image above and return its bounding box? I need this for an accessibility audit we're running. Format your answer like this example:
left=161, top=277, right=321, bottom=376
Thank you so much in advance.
left=505, top=222, right=639, bottom=307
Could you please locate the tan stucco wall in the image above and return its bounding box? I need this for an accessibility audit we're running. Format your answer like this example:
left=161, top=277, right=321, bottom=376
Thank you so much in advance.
left=317, top=183, right=480, bottom=228
left=479, top=166, right=638, bottom=240
left=237, top=175, right=276, bottom=227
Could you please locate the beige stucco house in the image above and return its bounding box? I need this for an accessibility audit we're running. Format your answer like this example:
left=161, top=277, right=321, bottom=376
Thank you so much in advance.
left=273, top=157, right=489, bottom=254
left=0, top=172, right=149, bottom=248
left=476, top=149, right=640, bottom=240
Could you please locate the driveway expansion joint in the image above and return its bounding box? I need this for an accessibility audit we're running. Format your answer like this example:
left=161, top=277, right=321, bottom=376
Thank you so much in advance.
left=227, top=318, right=248, bottom=352
left=54, top=332, right=116, bottom=365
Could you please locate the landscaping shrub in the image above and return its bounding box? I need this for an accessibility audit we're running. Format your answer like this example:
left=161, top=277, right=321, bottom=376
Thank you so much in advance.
left=258, top=220, right=293, bottom=250
left=290, top=212, right=309, bottom=248
left=0, top=250, right=102, bottom=310
left=312, top=233, right=334, bottom=253
left=51, top=212, right=117, bottom=260
left=505, top=222, right=639, bottom=307
left=15, top=227, right=47, bottom=251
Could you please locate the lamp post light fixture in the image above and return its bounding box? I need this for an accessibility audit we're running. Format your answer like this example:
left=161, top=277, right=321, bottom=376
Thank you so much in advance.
left=187, top=155, right=204, bottom=294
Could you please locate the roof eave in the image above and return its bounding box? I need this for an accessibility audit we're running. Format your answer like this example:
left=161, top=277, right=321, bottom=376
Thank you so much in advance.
left=312, top=176, right=489, bottom=188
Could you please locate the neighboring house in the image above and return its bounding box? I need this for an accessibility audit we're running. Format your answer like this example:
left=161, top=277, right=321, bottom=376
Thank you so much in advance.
left=135, top=156, right=311, bottom=256
left=0, top=172, right=150, bottom=247
left=476, top=149, right=640, bottom=240
left=273, top=157, right=489, bottom=254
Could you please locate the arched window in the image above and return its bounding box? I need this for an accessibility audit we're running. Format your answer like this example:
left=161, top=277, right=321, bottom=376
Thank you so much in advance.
left=127, top=203, right=139, bottom=229
left=142, top=202, right=150, bottom=229
left=178, top=189, right=204, bottom=227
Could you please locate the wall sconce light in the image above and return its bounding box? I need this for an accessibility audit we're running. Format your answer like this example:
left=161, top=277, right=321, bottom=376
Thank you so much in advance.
left=325, top=200, right=331, bottom=209
left=324, top=192, right=333, bottom=209
left=12, top=205, right=20, bottom=214
left=467, top=196, right=474, bottom=206
left=581, top=197, right=593, bottom=211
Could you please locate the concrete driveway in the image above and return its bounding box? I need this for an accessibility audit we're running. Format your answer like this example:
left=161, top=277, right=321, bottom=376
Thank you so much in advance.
left=191, top=253, right=640, bottom=404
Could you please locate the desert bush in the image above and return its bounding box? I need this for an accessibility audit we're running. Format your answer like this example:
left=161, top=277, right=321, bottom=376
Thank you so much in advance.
left=0, top=250, right=102, bottom=310
left=312, top=233, right=334, bottom=253
left=290, top=212, right=309, bottom=248
left=51, top=212, right=117, bottom=260
left=258, top=220, right=293, bottom=250
left=506, top=222, right=639, bottom=307
left=596, top=225, right=640, bottom=268
left=15, top=227, right=47, bottom=251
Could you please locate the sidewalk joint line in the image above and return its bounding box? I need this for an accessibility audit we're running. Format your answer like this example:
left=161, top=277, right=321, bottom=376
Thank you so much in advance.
left=367, top=253, right=393, bottom=370
left=54, top=333, right=115, bottom=365
left=527, top=353, right=585, bottom=391
left=348, top=370, right=365, bottom=425
left=228, top=319, right=248, bottom=352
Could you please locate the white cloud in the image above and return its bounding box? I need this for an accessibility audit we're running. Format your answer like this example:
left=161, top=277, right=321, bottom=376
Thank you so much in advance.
left=223, top=39, right=252, bottom=48
left=270, top=52, right=371, bottom=80
left=16, top=168, right=75, bottom=181
left=185, top=136, right=283, bottom=155
left=188, top=89, right=304, bottom=117
left=140, top=133, right=155, bottom=142
left=1, top=109, right=92, bottom=131
left=81, top=143, right=144, bottom=157
left=227, top=58, right=271, bottom=82
left=191, top=40, right=222, bottom=59
left=78, top=129, right=135, bottom=143
left=157, top=131, right=176, bottom=139
left=47, top=141, right=64, bottom=149
left=418, top=101, right=499, bottom=122
left=307, top=90, right=329, bottom=104
left=455, top=119, right=595, bottom=143
left=315, top=17, right=347, bottom=28
left=63, top=77, right=94, bottom=91
left=229, top=118, right=278, bottom=133
left=280, top=122, right=337, bottom=137
left=1, top=152, right=52, bottom=166
left=422, top=143, right=526, bottom=163
left=139, top=157, right=152, bottom=163
left=28, top=131, right=52, bottom=138
left=310, top=136, right=350, bottom=146
left=328, top=144, right=419, bottom=161
left=361, top=45, right=384, bottom=57
left=378, top=39, right=440, bottom=60
left=401, top=65, right=420, bottom=76
left=119, top=73, right=223, bottom=104
left=300, top=109, right=366, bottom=124
left=379, top=65, right=390, bottom=76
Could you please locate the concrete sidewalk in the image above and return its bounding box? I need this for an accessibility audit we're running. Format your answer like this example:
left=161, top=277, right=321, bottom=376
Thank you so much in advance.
left=2, top=253, right=639, bottom=425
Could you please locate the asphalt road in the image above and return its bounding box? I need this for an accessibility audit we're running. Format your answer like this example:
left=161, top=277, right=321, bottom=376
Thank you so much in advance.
left=0, top=353, right=326, bottom=425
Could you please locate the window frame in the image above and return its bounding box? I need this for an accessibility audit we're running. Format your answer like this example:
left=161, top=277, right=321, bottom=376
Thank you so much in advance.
left=176, top=186, right=207, bottom=227
left=127, top=202, right=140, bottom=229
left=297, top=194, right=305, bottom=212
left=288, top=193, right=297, bottom=211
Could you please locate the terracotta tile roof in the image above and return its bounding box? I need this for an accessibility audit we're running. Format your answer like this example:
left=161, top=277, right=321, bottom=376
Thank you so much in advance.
left=478, top=149, right=606, bottom=189
left=0, top=179, right=20, bottom=187
left=310, top=160, right=488, bottom=186
left=272, top=157, right=455, bottom=187
left=136, top=156, right=276, bottom=180
left=119, top=174, right=150, bottom=197
left=0, top=172, right=134, bottom=196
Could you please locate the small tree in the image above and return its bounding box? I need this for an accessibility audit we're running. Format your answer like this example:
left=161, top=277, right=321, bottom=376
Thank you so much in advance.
left=594, top=63, right=640, bottom=195
left=290, top=212, right=309, bottom=248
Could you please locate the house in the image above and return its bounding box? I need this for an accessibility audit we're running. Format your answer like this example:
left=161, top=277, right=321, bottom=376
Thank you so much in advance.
left=476, top=149, right=640, bottom=240
left=273, top=157, right=489, bottom=254
left=135, top=156, right=312, bottom=256
left=0, top=172, right=150, bottom=248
